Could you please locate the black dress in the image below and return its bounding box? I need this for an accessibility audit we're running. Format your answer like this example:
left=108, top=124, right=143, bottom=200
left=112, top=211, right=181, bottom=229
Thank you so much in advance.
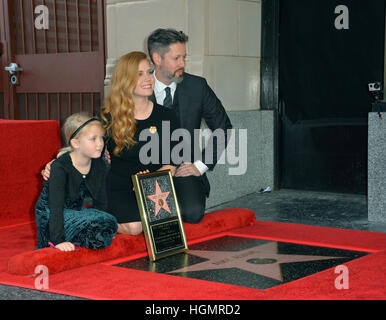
left=105, top=104, right=179, bottom=223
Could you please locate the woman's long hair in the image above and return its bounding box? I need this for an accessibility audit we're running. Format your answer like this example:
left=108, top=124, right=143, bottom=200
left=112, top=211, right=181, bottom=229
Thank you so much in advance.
left=101, top=51, right=148, bottom=156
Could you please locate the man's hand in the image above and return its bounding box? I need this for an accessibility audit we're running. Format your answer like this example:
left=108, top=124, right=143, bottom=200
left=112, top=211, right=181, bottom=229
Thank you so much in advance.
left=175, top=163, right=201, bottom=177
left=104, top=149, right=111, bottom=165
left=55, top=242, right=75, bottom=252
left=41, top=160, right=54, bottom=181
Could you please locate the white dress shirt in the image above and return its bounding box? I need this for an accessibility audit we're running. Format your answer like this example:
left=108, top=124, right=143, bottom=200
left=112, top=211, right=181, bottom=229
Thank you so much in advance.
left=153, top=73, right=177, bottom=105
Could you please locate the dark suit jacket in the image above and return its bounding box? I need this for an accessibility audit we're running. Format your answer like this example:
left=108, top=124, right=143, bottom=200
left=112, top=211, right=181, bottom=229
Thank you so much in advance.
left=151, top=72, right=233, bottom=196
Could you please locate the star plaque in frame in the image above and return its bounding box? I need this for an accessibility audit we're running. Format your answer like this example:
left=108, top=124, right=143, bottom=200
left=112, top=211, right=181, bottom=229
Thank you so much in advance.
left=132, top=170, right=188, bottom=261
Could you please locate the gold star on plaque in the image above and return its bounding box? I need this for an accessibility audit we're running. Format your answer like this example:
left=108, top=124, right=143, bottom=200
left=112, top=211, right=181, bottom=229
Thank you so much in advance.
left=149, top=126, right=157, bottom=134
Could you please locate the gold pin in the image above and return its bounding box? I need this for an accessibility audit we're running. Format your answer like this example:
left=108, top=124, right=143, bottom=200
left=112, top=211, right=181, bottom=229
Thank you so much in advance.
left=149, top=126, right=157, bottom=134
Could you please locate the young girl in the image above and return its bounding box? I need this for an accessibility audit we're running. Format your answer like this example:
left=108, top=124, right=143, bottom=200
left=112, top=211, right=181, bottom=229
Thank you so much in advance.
left=35, top=113, right=117, bottom=251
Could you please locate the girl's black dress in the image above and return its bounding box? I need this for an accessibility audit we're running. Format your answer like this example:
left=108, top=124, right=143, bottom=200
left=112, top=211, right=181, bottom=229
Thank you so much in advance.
left=35, top=152, right=117, bottom=249
left=105, top=104, right=179, bottom=223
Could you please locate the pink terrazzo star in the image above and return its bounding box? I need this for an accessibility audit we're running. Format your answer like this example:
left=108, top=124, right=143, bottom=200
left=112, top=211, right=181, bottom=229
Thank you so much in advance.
left=169, top=242, right=344, bottom=281
left=147, top=180, right=171, bottom=217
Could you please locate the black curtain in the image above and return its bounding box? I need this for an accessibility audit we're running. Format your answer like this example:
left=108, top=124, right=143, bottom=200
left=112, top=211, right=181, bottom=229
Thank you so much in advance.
left=279, top=0, right=385, bottom=194
left=280, top=0, right=385, bottom=122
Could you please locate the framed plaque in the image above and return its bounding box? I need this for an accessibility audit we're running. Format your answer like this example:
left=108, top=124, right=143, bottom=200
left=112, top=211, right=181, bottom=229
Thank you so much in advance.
left=132, top=170, right=188, bottom=261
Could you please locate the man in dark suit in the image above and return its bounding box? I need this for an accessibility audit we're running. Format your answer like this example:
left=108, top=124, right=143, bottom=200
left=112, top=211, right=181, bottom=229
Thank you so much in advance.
left=147, top=28, right=232, bottom=223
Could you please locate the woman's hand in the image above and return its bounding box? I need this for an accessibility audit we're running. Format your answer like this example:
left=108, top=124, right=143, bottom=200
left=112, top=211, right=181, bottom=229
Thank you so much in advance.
left=132, top=170, right=150, bottom=191
left=136, top=170, right=150, bottom=175
left=104, top=149, right=111, bottom=164
left=55, top=242, right=76, bottom=252
left=41, top=160, right=54, bottom=181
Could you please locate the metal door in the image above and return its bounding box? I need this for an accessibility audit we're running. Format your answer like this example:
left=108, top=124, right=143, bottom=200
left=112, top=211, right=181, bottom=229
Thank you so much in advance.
left=0, top=0, right=106, bottom=122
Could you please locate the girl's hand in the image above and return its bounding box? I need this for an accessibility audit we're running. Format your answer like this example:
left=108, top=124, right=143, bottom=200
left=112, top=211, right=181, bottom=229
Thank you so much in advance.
left=55, top=242, right=76, bottom=252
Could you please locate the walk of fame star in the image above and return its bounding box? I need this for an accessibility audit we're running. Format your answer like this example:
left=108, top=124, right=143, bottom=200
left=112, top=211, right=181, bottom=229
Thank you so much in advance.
left=147, top=180, right=171, bottom=217
left=168, top=242, right=345, bottom=282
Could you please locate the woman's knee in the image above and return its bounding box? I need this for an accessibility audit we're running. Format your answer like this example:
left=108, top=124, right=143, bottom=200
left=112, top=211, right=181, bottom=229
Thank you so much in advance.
left=117, top=222, right=142, bottom=235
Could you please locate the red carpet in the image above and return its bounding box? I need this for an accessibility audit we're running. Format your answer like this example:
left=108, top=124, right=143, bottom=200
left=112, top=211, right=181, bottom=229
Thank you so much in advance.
left=7, top=208, right=255, bottom=276
left=0, top=210, right=385, bottom=300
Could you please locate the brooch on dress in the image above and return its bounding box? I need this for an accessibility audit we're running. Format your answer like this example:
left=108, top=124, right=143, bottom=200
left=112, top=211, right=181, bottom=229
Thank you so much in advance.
left=149, top=126, right=157, bottom=134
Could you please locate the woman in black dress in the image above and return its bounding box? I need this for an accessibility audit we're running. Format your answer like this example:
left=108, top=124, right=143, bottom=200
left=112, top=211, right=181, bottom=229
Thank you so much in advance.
left=101, top=51, right=178, bottom=235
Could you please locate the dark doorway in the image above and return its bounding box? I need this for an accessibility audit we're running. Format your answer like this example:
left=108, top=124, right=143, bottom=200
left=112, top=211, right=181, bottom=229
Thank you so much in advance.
left=279, top=0, right=385, bottom=194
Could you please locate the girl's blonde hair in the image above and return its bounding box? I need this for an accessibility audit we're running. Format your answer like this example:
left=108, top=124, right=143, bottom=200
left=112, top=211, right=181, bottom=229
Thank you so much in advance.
left=57, top=112, right=104, bottom=158
left=101, top=51, right=150, bottom=156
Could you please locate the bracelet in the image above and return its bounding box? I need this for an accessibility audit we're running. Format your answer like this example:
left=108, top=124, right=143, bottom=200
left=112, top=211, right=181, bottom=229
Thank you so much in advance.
left=48, top=242, right=56, bottom=249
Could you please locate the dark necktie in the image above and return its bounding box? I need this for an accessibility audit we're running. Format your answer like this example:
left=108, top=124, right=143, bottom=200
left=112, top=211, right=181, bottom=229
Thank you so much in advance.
left=163, top=87, right=172, bottom=108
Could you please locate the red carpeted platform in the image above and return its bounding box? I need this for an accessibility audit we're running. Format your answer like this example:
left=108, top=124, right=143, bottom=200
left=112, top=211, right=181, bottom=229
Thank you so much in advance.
left=0, top=120, right=61, bottom=227
left=7, top=208, right=256, bottom=276
left=1, top=119, right=385, bottom=300
left=0, top=214, right=385, bottom=300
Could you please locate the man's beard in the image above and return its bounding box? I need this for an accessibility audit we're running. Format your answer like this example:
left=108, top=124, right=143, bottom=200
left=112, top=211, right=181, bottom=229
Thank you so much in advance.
left=162, top=68, right=184, bottom=84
